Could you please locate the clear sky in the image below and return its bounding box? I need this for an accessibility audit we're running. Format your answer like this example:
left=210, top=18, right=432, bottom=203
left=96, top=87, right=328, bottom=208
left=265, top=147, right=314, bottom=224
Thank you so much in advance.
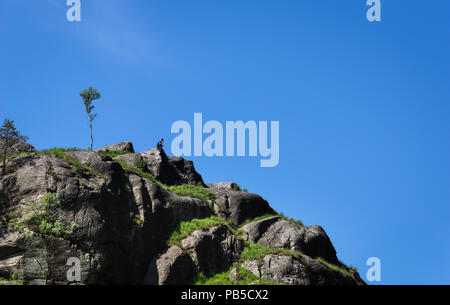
left=1, top=1, right=449, bottom=284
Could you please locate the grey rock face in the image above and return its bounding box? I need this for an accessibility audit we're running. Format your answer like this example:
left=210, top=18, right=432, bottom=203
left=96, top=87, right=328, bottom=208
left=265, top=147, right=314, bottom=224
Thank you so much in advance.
left=181, top=225, right=243, bottom=276
left=0, top=139, right=36, bottom=155
left=207, top=184, right=276, bottom=226
left=242, top=217, right=339, bottom=264
left=228, top=267, right=239, bottom=281
left=242, top=254, right=362, bottom=285
left=143, top=246, right=196, bottom=285
left=114, top=148, right=205, bottom=187
left=0, top=144, right=364, bottom=285
left=242, top=255, right=310, bottom=285
left=0, top=151, right=211, bottom=284
left=0, top=232, right=23, bottom=278
left=168, top=156, right=206, bottom=186
left=140, top=148, right=184, bottom=185
left=114, top=153, right=143, bottom=167
left=145, top=224, right=243, bottom=285
left=207, top=182, right=239, bottom=191
left=96, top=141, right=135, bottom=153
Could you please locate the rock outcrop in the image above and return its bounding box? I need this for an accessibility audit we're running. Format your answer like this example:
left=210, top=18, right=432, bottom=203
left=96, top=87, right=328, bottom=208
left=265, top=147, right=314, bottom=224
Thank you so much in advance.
left=241, top=254, right=363, bottom=285
left=0, top=140, right=36, bottom=155
left=96, top=142, right=135, bottom=153
left=116, top=148, right=205, bottom=186
left=0, top=141, right=364, bottom=285
left=241, top=216, right=339, bottom=264
left=207, top=183, right=276, bottom=226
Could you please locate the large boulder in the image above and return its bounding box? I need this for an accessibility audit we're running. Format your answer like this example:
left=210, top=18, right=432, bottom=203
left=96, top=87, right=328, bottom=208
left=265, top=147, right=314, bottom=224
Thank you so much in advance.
left=242, top=217, right=339, bottom=264
left=207, top=183, right=276, bottom=226
left=0, top=139, right=36, bottom=155
left=143, top=246, right=196, bottom=285
left=140, top=148, right=184, bottom=185
left=116, top=148, right=206, bottom=186
left=64, top=151, right=126, bottom=189
left=181, top=225, right=243, bottom=276
left=114, top=153, right=143, bottom=168
left=168, top=156, right=205, bottom=186
left=0, top=232, right=23, bottom=278
left=241, top=254, right=363, bottom=285
left=96, top=141, right=135, bottom=153
left=145, top=224, right=243, bottom=285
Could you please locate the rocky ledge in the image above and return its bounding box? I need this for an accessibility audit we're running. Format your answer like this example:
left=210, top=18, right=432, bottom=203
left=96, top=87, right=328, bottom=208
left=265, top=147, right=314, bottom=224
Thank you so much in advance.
left=0, top=142, right=365, bottom=285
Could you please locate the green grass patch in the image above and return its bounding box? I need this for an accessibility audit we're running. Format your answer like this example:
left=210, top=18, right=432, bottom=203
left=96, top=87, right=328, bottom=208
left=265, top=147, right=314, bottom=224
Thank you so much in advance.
left=1, top=148, right=103, bottom=178
left=240, top=241, right=302, bottom=261
left=169, top=216, right=227, bottom=246
left=315, top=257, right=355, bottom=276
left=192, top=265, right=279, bottom=285
left=278, top=212, right=304, bottom=227
left=97, top=150, right=131, bottom=159
left=114, top=159, right=215, bottom=205
left=237, top=212, right=303, bottom=229
left=0, top=151, right=30, bottom=163
left=239, top=214, right=279, bottom=227
left=166, top=184, right=215, bottom=206
left=114, top=158, right=161, bottom=184
left=37, top=148, right=101, bottom=178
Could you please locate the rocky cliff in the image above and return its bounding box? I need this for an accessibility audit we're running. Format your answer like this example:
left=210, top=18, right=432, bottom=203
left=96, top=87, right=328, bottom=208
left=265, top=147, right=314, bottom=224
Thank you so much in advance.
left=0, top=141, right=364, bottom=285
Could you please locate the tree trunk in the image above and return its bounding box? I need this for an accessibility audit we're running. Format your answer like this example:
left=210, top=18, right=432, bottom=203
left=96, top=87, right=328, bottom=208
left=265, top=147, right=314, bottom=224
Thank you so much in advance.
left=89, top=120, right=93, bottom=151
left=1, top=144, right=7, bottom=176
left=1, top=154, right=6, bottom=175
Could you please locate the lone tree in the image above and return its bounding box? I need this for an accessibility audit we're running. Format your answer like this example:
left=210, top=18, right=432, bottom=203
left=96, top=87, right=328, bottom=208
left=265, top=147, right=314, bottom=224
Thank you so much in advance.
left=0, top=119, right=28, bottom=175
left=80, top=87, right=101, bottom=151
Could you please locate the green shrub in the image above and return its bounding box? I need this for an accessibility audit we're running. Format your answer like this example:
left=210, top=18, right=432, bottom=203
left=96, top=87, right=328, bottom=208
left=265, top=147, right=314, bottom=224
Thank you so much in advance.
left=231, top=184, right=248, bottom=192
left=0, top=271, right=24, bottom=285
left=169, top=216, right=227, bottom=245
left=232, top=184, right=242, bottom=192
left=8, top=193, right=76, bottom=239
left=132, top=214, right=142, bottom=227
left=134, top=156, right=147, bottom=170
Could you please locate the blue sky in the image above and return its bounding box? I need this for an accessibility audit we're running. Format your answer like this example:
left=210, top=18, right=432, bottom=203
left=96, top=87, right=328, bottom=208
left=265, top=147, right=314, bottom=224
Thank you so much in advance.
left=1, top=1, right=449, bottom=284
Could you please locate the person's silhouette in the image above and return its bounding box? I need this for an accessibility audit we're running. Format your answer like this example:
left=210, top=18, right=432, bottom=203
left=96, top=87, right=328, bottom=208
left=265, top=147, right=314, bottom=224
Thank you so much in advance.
left=157, top=138, right=164, bottom=149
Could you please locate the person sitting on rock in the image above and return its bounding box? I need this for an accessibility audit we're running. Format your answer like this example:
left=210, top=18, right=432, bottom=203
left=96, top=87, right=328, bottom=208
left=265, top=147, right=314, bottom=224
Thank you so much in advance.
left=156, top=138, right=164, bottom=150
